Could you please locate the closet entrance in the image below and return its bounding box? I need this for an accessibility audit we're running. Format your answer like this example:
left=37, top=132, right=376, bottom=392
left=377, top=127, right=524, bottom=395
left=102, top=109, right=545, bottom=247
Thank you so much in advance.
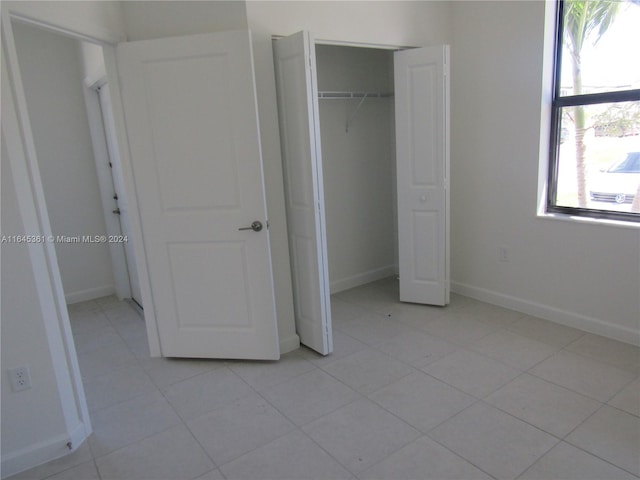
left=273, top=32, right=450, bottom=356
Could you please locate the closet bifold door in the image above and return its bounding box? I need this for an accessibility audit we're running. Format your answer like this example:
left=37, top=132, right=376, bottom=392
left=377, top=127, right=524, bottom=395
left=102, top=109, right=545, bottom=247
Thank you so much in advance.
left=272, top=31, right=333, bottom=355
left=395, top=46, right=450, bottom=306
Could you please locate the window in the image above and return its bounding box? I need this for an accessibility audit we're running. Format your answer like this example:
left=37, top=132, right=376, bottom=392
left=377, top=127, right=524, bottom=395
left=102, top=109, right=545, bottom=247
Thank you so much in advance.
left=548, top=0, right=640, bottom=222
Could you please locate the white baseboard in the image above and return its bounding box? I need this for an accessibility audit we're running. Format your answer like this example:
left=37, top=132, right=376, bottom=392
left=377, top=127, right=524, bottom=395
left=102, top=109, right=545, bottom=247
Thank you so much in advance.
left=1, top=422, right=90, bottom=479
left=330, top=265, right=397, bottom=294
left=65, top=285, right=115, bottom=304
left=279, top=334, right=301, bottom=355
left=451, top=281, right=640, bottom=346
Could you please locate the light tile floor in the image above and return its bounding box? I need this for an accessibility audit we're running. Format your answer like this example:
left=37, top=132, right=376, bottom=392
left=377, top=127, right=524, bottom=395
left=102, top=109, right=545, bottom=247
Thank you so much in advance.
left=10, top=278, right=640, bottom=480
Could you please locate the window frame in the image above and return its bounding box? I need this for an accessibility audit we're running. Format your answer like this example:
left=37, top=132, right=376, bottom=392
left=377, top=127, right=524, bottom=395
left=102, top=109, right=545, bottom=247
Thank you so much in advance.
left=547, top=0, right=640, bottom=223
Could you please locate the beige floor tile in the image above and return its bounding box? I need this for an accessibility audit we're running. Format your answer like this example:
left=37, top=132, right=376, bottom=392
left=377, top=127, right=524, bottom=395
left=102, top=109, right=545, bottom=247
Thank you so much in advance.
left=376, top=329, right=458, bottom=367
left=529, top=350, right=636, bottom=402
left=9, top=444, right=93, bottom=480
left=485, top=373, right=602, bottom=438
left=420, top=313, right=500, bottom=346
left=77, top=342, right=138, bottom=379
left=262, top=369, right=360, bottom=425
left=566, top=405, right=640, bottom=476
left=83, top=364, right=158, bottom=412
left=26, top=292, right=637, bottom=480
left=566, top=334, right=640, bottom=375
left=322, top=349, right=414, bottom=394
left=429, top=402, right=558, bottom=480
left=330, top=297, right=369, bottom=325
left=139, top=356, right=222, bottom=389
left=227, top=351, right=316, bottom=391
left=336, top=313, right=414, bottom=347
left=72, top=325, right=123, bottom=354
left=95, top=425, right=214, bottom=480
left=122, top=333, right=151, bottom=360
left=608, top=377, right=640, bottom=417
left=382, top=302, right=447, bottom=330
left=471, top=330, right=558, bottom=371
left=370, top=371, right=476, bottom=432
left=297, top=330, right=368, bottom=367
left=68, top=311, right=111, bottom=334
left=94, top=295, right=121, bottom=308
left=456, top=302, right=524, bottom=328
left=188, top=393, right=295, bottom=466
left=45, top=461, right=100, bottom=480
left=101, top=303, right=140, bottom=322
left=507, top=315, right=585, bottom=348
left=422, top=349, right=520, bottom=398
left=162, top=367, right=254, bottom=420
left=67, top=299, right=102, bottom=314
left=220, top=430, right=354, bottom=479
left=360, top=435, right=492, bottom=480
left=194, top=469, right=225, bottom=480
left=519, top=441, right=638, bottom=480
left=88, top=391, right=181, bottom=458
left=334, top=285, right=397, bottom=313
left=303, top=399, right=420, bottom=473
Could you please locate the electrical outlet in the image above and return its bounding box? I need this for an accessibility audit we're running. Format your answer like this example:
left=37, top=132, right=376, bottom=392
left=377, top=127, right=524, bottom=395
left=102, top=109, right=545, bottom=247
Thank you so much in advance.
left=8, top=365, right=32, bottom=392
left=498, top=247, right=509, bottom=262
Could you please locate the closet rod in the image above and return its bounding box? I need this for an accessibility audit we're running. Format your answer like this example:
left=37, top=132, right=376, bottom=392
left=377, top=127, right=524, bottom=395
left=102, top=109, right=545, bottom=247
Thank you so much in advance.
left=318, top=91, right=394, bottom=99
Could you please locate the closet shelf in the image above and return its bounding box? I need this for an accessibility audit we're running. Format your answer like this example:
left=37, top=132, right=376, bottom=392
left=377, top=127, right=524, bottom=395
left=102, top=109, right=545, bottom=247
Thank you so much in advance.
left=317, top=91, right=394, bottom=133
left=318, top=91, right=394, bottom=99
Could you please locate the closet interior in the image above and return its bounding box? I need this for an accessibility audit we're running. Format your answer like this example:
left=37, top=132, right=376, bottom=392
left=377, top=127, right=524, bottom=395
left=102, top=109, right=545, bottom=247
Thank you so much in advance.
left=314, top=44, right=398, bottom=294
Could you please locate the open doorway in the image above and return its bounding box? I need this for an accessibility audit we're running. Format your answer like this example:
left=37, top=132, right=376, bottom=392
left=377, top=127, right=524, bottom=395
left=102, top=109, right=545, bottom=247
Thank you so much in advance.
left=11, top=21, right=148, bottom=361
left=314, top=44, right=398, bottom=295
left=12, top=21, right=142, bottom=308
left=273, top=33, right=450, bottom=355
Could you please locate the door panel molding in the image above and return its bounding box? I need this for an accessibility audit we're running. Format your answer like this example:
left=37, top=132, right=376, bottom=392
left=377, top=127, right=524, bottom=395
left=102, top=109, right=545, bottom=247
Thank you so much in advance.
left=395, top=45, right=450, bottom=306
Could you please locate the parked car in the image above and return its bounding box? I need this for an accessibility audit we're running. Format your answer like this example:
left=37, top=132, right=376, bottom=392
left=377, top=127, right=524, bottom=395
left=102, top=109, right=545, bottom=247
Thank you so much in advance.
left=589, top=152, right=640, bottom=204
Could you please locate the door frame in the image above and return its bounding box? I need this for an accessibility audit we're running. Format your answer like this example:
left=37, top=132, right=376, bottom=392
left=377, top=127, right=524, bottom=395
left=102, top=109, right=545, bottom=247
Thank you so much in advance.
left=1, top=7, right=160, bottom=363
left=272, top=35, right=450, bottom=305
left=82, top=73, right=134, bottom=301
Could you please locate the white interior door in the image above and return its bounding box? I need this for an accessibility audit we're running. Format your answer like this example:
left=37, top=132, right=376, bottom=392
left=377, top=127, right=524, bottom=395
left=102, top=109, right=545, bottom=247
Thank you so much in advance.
left=116, top=30, right=280, bottom=359
left=98, top=83, right=142, bottom=306
left=273, top=31, right=332, bottom=355
left=395, top=46, right=450, bottom=306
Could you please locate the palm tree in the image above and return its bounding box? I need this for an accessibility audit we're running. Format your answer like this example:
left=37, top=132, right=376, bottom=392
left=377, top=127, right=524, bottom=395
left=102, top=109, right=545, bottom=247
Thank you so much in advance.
left=563, top=0, right=621, bottom=207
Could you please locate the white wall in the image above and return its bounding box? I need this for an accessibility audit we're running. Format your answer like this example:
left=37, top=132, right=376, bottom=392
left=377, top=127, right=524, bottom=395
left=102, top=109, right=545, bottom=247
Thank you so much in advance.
left=450, top=1, right=640, bottom=344
left=122, top=0, right=247, bottom=41
left=1, top=141, right=69, bottom=477
left=13, top=22, right=116, bottom=304
left=316, top=45, right=396, bottom=291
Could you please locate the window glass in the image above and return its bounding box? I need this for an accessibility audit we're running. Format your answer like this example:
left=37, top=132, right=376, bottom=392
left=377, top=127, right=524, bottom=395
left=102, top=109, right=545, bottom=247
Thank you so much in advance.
left=559, top=3, right=640, bottom=96
left=549, top=0, right=640, bottom=221
left=555, top=101, right=640, bottom=212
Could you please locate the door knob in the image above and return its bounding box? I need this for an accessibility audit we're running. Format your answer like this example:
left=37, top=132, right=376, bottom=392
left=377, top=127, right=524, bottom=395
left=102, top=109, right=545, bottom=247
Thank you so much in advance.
left=238, top=220, right=263, bottom=232
left=113, top=208, right=121, bottom=215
